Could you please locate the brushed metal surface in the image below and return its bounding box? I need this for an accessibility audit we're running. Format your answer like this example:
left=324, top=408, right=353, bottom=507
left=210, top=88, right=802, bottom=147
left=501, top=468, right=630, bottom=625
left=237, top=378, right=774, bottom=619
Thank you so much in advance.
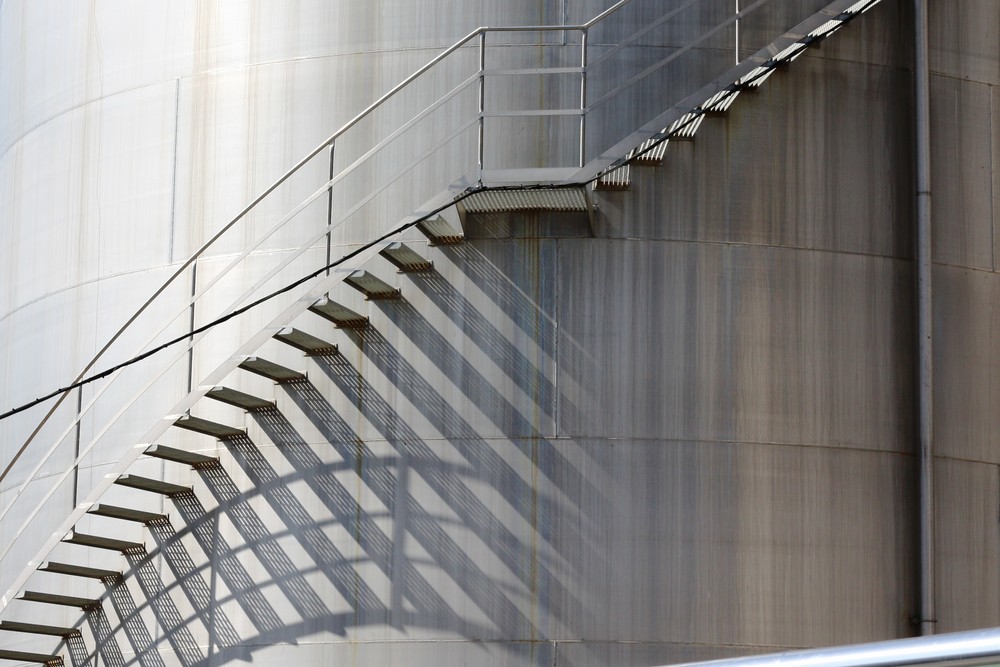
left=0, top=0, right=997, bottom=665
left=933, top=266, right=1000, bottom=464
left=934, top=458, right=1000, bottom=633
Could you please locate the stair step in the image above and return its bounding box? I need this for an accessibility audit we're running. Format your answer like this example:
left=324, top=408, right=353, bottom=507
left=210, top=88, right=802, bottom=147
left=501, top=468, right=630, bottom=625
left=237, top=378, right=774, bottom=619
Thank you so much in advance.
left=172, top=415, right=244, bottom=440
left=594, top=167, right=631, bottom=191
left=380, top=242, right=433, bottom=273
left=238, top=357, right=306, bottom=383
left=274, top=327, right=339, bottom=356
left=416, top=216, right=463, bottom=245
left=144, top=444, right=219, bottom=468
left=345, top=271, right=400, bottom=300
left=39, top=562, right=120, bottom=581
left=702, top=85, right=741, bottom=112
left=88, top=504, right=167, bottom=525
left=309, top=298, right=368, bottom=329
left=598, top=108, right=707, bottom=190
left=462, top=187, right=589, bottom=214
left=0, top=621, right=78, bottom=638
left=64, top=531, right=144, bottom=553
left=0, top=649, right=63, bottom=666
left=668, top=111, right=704, bottom=138
left=114, top=474, right=190, bottom=497
left=205, top=386, right=274, bottom=411
left=19, top=591, right=99, bottom=609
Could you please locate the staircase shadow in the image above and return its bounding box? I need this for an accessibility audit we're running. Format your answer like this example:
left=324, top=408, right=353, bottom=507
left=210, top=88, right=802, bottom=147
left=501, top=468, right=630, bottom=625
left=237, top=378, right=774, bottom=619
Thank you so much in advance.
left=86, top=607, right=127, bottom=667
left=297, top=344, right=596, bottom=645
left=422, top=241, right=598, bottom=460
left=249, top=404, right=489, bottom=636
left=406, top=270, right=558, bottom=424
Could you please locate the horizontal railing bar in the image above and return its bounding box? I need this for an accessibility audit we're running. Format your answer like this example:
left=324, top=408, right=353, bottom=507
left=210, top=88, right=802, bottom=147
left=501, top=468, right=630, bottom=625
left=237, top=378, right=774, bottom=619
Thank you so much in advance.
left=481, top=24, right=586, bottom=32
left=484, top=67, right=583, bottom=76
left=482, top=109, right=584, bottom=117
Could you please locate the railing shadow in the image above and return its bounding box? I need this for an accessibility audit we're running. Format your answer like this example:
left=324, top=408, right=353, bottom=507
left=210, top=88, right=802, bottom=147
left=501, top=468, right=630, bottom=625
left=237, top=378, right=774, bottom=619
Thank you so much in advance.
left=248, top=405, right=472, bottom=632
left=145, top=518, right=244, bottom=662
left=86, top=606, right=126, bottom=667
left=105, top=579, right=167, bottom=667
left=302, top=336, right=597, bottom=640
left=65, top=632, right=92, bottom=667
left=166, top=492, right=286, bottom=637
left=123, top=549, right=205, bottom=667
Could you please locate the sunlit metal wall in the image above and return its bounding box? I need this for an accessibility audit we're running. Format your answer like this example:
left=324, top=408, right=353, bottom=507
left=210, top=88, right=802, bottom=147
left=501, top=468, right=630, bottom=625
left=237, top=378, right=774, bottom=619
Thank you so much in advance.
left=0, top=0, right=997, bottom=666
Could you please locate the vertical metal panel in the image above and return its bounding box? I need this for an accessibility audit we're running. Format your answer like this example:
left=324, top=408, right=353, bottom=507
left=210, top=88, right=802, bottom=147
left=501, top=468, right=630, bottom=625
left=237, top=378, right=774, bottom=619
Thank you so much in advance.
left=557, top=239, right=913, bottom=452
left=932, top=266, right=1000, bottom=465
left=934, top=459, right=1000, bottom=632
left=928, top=0, right=1000, bottom=86
left=995, top=86, right=1000, bottom=273
left=929, top=77, right=995, bottom=271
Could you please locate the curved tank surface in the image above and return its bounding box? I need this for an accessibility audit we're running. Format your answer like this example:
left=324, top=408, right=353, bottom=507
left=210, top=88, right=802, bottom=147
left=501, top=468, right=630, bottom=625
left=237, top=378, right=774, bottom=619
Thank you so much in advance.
left=0, top=0, right=998, bottom=666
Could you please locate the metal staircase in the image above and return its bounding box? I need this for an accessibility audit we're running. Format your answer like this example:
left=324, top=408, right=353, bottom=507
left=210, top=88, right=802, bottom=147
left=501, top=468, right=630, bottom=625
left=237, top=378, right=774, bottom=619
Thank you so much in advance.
left=0, top=0, right=884, bottom=664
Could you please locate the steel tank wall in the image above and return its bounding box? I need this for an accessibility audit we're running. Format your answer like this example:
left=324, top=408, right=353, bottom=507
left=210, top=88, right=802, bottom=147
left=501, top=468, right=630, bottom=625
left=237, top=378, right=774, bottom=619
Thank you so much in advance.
left=0, top=0, right=605, bottom=476
left=0, top=0, right=604, bottom=658
left=0, top=0, right=612, bottom=581
left=0, top=1, right=997, bottom=667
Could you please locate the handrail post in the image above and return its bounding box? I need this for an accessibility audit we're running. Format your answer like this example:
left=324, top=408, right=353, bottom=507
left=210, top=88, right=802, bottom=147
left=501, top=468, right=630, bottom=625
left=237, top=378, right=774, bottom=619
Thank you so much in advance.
left=735, top=0, right=741, bottom=64
left=579, top=28, right=588, bottom=167
left=478, top=31, right=486, bottom=181
left=325, top=141, right=336, bottom=277
left=186, top=263, right=198, bottom=394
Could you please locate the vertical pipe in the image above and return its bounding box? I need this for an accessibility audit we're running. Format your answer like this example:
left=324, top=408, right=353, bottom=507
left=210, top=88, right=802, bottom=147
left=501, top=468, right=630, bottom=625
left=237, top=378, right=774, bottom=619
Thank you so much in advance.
left=914, top=0, right=934, bottom=638
left=579, top=28, right=588, bottom=167
left=478, top=31, right=486, bottom=179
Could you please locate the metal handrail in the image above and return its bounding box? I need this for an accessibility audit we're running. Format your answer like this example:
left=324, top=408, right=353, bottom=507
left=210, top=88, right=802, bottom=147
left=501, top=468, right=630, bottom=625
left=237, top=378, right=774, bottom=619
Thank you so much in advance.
left=1, top=1, right=633, bottom=485
left=0, top=0, right=644, bottom=594
left=0, top=0, right=847, bottom=613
